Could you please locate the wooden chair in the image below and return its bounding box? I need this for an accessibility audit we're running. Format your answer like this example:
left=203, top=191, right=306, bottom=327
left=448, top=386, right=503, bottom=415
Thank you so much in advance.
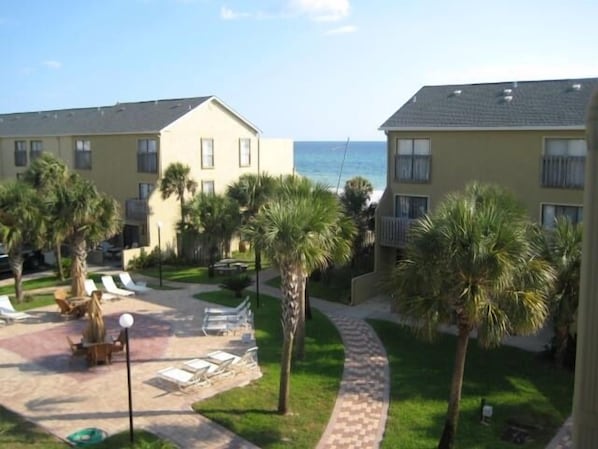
left=87, top=342, right=113, bottom=366
left=54, top=289, right=87, bottom=318
left=67, top=336, right=86, bottom=357
left=111, top=330, right=127, bottom=353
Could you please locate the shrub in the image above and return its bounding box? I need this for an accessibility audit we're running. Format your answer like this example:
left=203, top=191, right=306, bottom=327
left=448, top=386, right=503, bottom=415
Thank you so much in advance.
left=219, top=274, right=253, bottom=297
left=127, top=247, right=161, bottom=270
left=55, top=257, right=72, bottom=278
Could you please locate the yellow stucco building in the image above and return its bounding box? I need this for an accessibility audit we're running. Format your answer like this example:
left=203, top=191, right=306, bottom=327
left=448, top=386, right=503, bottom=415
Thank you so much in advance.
left=352, top=77, right=598, bottom=303
left=0, top=96, right=293, bottom=256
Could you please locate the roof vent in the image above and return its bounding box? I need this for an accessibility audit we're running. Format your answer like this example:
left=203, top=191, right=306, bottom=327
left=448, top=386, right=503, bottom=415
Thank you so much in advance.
left=504, top=95, right=513, bottom=103
left=0, top=118, right=3, bottom=123
left=412, top=95, right=417, bottom=103
left=453, top=89, right=462, bottom=96
left=117, top=107, right=125, bottom=112
left=503, top=88, right=513, bottom=95
left=572, top=83, right=581, bottom=91
left=513, top=81, right=518, bottom=88
left=53, top=114, right=58, bottom=119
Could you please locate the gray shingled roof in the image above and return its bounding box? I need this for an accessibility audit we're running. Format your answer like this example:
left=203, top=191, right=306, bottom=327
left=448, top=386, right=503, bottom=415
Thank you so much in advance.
left=0, top=97, right=213, bottom=137
left=380, top=77, right=598, bottom=130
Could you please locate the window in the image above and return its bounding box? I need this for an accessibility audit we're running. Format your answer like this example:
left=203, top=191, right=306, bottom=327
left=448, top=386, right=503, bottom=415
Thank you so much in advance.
left=395, top=195, right=428, bottom=219
left=14, top=141, right=27, bottom=166
left=202, top=180, right=215, bottom=194
left=542, top=204, right=583, bottom=229
left=542, top=138, right=586, bottom=188
left=137, top=139, right=157, bottom=173
left=30, top=140, right=43, bottom=160
left=139, top=183, right=154, bottom=200
left=239, top=138, right=251, bottom=167
left=396, top=139, right=431, bottom=182
left=201, top=138, right=214, bottom=168
left=75, top=139, right=91, bottom=169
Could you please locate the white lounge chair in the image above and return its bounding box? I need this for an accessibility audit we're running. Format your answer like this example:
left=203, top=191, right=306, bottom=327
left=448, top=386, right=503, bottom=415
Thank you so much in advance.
left=184, top=357, right=235, bottom=380
left=205, top=303, right=251, bottom=322
left=84, top=279, right=118, bottom=301
left=201, top=317, right=233, bottom=336
left=101, top=275, right=134, bottom=297
left=205, top=346, right=259, bottom=372
left=157, top=365, right=210, bottom=391
left=204, top=296, right=250, bottom=315
left=0, top=295, right=34, bottom=323
left=118, top=272, right=151, bottom=294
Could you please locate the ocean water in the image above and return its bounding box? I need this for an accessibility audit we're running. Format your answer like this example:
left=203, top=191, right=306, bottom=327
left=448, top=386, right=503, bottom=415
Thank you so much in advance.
left=294, top=141, right=386, bottom=200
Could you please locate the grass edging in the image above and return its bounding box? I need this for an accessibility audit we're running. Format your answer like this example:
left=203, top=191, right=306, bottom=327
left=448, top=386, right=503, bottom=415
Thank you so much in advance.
left=192, top=290, right=345, bottom=449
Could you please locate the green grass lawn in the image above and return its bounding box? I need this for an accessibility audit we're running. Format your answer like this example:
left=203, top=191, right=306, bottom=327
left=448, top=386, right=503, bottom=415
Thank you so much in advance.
left=371, top=320, right=574, bottom=449
left=265, top=275, right=351, bottom=304
left=192, top=290, right=344, bottom=449
left=0, top=405, right=173, bottom=448
left=139, top=265, right=255, bottom=285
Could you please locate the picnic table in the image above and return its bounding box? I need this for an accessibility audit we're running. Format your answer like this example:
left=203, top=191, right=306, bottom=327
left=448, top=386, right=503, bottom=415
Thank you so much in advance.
left=213, top=259, right=249, bottom=275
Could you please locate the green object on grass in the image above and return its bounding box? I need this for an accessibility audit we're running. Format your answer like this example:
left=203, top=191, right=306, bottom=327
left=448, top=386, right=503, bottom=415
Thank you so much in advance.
left=66, top=428, right=107, bottom=447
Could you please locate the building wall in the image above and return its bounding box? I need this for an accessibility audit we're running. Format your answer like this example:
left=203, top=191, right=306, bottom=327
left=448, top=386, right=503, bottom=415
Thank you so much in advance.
left=258, top=138, right=294, bottom=176
left=0, top=98, right=294, bottom=254
left=356, top=128, right=587, bottom=304
left=380, top=129, right=585, bottom=222
left=161, top=99, right=259, bottom=195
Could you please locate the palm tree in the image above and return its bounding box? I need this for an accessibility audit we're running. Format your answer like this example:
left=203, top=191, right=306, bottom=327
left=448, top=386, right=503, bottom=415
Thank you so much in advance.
left=227, top=173, right=276, bottom=306
left=340, top=176, right=375, bottom=264
left=186, top=193, right=241, bottom=275
left=244, top=175, right=355, bottom=414
left=159, top=162, right=197, bottom=226
left=54, top=175, right=122, bottom=297
left=386, top=183, right=554, bottom=449
left=540, top=216, right=582, bottom=367
left=0, top=181, right=45, bottom=302
left=22, top=153, right=71, bottom=280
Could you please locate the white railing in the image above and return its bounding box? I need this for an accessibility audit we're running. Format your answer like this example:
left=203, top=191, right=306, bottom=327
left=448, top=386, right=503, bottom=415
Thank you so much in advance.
left=378, top=216, right=413, bottom=248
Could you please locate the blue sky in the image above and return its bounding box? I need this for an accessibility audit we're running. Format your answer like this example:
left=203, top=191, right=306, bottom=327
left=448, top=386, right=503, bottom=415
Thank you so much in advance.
left=1, top=0, right=598, bottom=140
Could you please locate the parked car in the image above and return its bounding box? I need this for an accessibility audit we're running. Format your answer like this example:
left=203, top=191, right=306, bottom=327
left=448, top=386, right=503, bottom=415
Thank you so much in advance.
left=0, top=244, right=45, bottom=274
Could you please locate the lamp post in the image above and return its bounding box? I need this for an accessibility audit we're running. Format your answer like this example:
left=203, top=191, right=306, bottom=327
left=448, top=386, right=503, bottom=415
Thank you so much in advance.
left=157, top=221, right=163, bottom=287
left=119, top=313, right=135, bottom=444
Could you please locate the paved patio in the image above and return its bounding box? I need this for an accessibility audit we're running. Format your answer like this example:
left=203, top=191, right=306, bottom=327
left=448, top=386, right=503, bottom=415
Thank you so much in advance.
left=0, top=281, right=261, bottom=448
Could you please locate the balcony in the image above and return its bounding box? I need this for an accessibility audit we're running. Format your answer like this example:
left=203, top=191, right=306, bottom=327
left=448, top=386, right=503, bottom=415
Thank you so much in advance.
left=378, top=216, right=414, bottom=248
left=541, top=156, right=585, bottom=189
left=125, top=199, right=149, bottom=221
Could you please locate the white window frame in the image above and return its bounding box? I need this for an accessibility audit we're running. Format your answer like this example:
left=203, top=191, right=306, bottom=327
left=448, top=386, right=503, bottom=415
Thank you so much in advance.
left=138, top=183, right=154, bottom=200
left=201, top=138, right=214, bottom=168
left=14, top=140, right=27, bottom=166
left=395, top=138, right=431, bottom=182
left=239, top=138, right=251, bottom=167
left=394, top=194, right=429, bottom=219
left=202, top=180, right=215, bottom=194
left=540, top=202, right=583, bottom=229
left=75, top=139, right=92, bottom=169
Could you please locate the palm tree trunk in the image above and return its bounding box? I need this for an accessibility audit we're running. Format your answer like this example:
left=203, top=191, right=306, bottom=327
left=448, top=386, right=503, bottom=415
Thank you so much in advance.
left=278, top=333, right=294, bottom=414
left=438, top=325, right=470, bottom=449
left=294, top=277, right=307, bottom=360
left=55, top=242, right=64, bottom=281
left=70, top=235, right=87, bottom=297
left=554, top=325, right=570, bottom=367
left=9, top=253, right=25, bottom=303
left=278, top=266, right=301, bottom=414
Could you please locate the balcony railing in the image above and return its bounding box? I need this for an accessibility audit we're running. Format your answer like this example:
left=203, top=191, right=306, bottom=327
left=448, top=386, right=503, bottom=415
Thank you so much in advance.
left=541, top=156, right=585, bottom=189
left=378, top=216, right=414, bottom=248
left=125, top=199, right=149, bottom=221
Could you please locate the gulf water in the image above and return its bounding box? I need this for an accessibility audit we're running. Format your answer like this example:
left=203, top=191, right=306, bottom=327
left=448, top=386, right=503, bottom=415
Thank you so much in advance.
left=293, top=141, right=386, bottom=200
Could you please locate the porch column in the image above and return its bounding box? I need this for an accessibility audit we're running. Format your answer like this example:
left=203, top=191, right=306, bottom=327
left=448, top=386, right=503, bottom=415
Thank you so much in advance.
left=573, top=87, right=598, bottom=447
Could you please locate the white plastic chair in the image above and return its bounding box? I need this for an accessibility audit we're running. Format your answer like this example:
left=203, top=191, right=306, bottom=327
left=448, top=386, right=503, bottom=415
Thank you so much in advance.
left=157, top=365, right=210, bottom=391
left=101, top=275, right=134, bottom=297
left=0, top=295, right=33, bottom=323
left=204, top=296, right=250, bottom=315
left=118, top=272, right=151, bottom=294
left=205, top=346, right=259, bottom=372
left=84, top=279, right=118, bottom=301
